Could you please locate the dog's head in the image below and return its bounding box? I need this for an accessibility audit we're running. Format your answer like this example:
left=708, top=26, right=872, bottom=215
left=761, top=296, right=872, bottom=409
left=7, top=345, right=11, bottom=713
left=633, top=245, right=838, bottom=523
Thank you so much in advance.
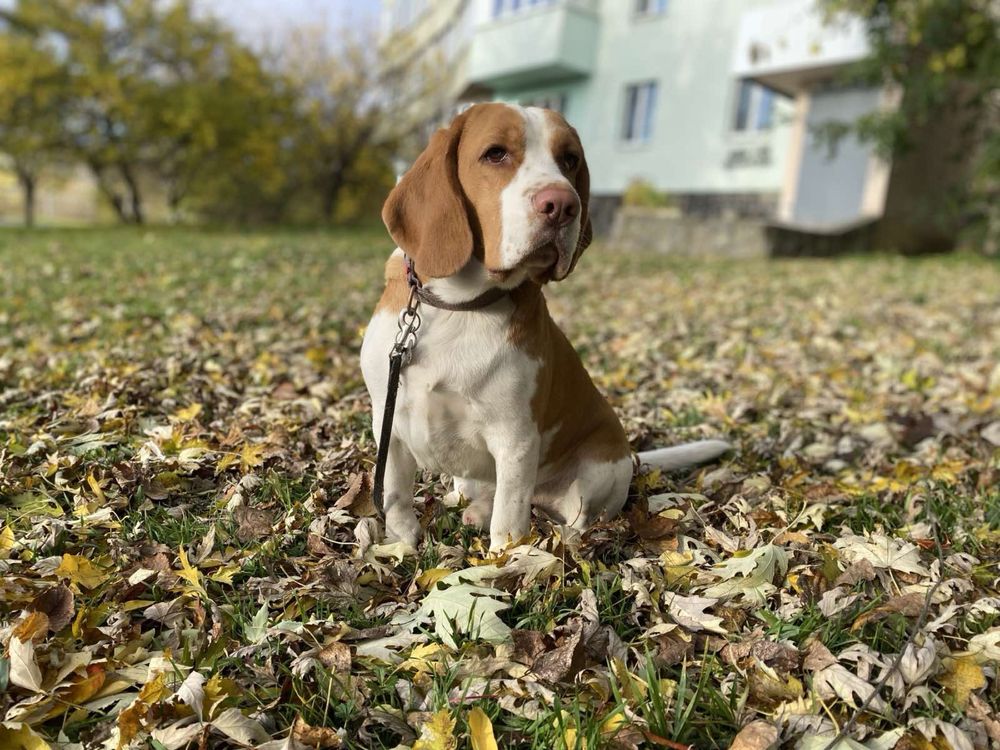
left=382, top=102, right=592, bottom=284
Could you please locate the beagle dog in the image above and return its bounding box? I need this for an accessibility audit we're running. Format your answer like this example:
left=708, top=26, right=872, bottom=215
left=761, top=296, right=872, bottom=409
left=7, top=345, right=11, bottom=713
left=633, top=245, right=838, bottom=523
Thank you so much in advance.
left=361, top=103, right=729, bottom=551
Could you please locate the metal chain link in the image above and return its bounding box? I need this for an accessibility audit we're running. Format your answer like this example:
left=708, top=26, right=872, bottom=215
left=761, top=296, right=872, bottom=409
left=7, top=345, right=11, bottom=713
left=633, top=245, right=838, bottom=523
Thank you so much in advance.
left=392, top=285, right=421, bottom=364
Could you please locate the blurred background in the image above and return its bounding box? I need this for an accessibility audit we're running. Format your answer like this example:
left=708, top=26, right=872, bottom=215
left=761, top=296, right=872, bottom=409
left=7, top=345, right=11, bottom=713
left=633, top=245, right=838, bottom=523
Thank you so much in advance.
left=0, top=0, right=996, bottom=256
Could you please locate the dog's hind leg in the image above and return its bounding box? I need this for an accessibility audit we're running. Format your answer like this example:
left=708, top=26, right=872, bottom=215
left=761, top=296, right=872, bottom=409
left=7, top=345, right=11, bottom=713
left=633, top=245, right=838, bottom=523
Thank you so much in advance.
left=559, top=456, right=634, bottom=530
left=447, top=478, right=496, bottom=530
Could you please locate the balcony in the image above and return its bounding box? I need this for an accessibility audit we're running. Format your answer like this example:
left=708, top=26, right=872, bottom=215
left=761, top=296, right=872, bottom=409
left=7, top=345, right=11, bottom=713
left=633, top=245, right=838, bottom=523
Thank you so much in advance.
left=732, top=0, right=869, bottom=95
left=466, top=1, right=599, bottom=91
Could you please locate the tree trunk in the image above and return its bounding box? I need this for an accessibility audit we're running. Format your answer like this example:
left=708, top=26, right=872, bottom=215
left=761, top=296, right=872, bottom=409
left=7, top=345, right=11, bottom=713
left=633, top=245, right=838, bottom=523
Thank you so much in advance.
left=87, top=160, right=131, bottom=224
left=321, top=169, right=347, bottom=222
left=119, top=163, right=144, bottom=225
left=16, top=169, right=36, bottom=228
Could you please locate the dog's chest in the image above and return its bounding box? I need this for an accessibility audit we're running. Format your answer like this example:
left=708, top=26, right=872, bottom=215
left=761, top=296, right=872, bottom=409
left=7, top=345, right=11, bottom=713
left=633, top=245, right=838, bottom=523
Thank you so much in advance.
left=363, top=306, right=540, bottom=479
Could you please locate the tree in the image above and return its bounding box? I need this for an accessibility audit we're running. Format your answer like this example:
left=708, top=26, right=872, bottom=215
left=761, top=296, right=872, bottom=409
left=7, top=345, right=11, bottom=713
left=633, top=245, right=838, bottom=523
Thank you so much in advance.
left=0, top=26, right=68, bottom=226
left=822, top=0, right=999, bottom=251
left=272, top=24, right=448, bottom=223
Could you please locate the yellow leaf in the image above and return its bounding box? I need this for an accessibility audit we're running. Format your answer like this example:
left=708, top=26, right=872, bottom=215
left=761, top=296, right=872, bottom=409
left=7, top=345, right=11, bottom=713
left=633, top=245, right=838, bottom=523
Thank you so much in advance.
left=12, top=611, right=49, bottom=643
left=172, top=403, right=203, bottom=421
left=216, top=453, right=239, bottom=473
left=176, top=546, right=207, bottom=597
left=44, top=665, right=106, bottom=721
left=86, top=472, right=106, bottom=504
left=600, top=711, right=628, bottom=736
left=1, top=524, right=17, bottom=558
left=558, top=711, right=586, bottom=750
left=240, top=443, right=265, bottom=473
left=413, top=709, right=457, bottom=750
left=117, top=700, right=147, bottom=749
left=401, top=643, right=448, bottom=674
left=0, top=723, right=53, bottom=750
left=208, top=564, right=241, bottom=584
left=139, top=671, right=170, bottom=704
left=939, top=655, right=986, bottom=708
left=55, top=553, right=108, bottom=590
left=468, top=707, right=498, bottom=750
left=416, top=568, right=454, bottom=589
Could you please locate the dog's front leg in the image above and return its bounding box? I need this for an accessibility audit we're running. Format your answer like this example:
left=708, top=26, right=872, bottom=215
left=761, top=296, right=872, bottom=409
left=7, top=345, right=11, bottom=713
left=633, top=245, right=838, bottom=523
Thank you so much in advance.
left=487, top=435, right=539, bottom=551
left=381, top=436, right=421, bottom=549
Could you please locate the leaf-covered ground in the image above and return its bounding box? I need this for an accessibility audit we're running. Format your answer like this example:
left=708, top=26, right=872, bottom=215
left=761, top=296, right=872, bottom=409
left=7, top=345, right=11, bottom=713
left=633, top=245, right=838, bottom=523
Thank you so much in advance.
left=1, top=228, right=999, bottom=750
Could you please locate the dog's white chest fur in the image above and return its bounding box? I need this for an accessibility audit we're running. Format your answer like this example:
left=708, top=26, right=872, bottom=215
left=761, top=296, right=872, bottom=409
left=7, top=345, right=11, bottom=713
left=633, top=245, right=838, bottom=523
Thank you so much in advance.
left=361, top=300, right=540, bottom=482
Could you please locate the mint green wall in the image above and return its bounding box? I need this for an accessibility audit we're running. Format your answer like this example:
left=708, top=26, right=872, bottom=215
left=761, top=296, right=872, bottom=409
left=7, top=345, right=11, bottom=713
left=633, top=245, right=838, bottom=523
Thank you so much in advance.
left=493, top=0, right=791, bottom=197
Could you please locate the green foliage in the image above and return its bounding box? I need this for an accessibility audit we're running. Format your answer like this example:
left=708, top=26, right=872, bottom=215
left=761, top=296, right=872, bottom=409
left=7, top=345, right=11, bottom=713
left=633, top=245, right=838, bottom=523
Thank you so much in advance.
left=0, top=0, right=410, bottom=226
left=821, top=0, right=1000, bottom=252
left=622, top=179, right=677, bottom=209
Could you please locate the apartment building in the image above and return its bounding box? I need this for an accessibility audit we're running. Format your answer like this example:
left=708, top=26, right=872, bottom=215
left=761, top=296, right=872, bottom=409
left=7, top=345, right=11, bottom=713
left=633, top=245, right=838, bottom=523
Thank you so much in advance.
left=380, top=0, right=795, bottom=230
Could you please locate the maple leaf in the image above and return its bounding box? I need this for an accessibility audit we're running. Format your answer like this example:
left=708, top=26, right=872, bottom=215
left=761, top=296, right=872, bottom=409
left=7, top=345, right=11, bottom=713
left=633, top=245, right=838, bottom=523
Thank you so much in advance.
left=413, top=709, right=457, bottom=750
left=393, top=578, right=511, bottom=649
left=54, top=553, right=108, bottom=590
left=937, top=655, right=986, bottom=708
left=703, top=544, right=788, bottom=604
left=833, top=533, right=930, bottom=576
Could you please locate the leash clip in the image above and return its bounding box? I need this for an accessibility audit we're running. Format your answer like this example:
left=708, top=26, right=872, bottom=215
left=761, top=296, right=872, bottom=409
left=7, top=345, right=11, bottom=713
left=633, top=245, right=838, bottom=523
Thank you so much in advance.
left=392, top=283, right=421, bottom=365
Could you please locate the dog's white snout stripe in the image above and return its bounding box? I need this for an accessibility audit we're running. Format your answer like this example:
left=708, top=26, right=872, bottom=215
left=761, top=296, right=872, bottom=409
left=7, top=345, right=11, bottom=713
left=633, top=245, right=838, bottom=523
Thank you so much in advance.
left=497, top=106, right=582, bottom=271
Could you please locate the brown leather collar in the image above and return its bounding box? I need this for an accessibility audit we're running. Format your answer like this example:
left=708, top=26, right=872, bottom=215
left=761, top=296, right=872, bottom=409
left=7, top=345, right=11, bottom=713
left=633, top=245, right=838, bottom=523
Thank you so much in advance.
left=404, top=254, right=511, bottom=312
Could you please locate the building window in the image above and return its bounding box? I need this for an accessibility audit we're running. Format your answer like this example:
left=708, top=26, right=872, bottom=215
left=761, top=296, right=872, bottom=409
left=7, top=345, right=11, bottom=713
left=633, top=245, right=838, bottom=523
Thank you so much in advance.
left=493, top=0, right=555, bottom=19
left=733, top=80, right=777, bottom=132
left=523, top=92, right=567, bottom=114
left=622, top=81, right=658, bottom=143
left=635, top=0, right=668, bottom=16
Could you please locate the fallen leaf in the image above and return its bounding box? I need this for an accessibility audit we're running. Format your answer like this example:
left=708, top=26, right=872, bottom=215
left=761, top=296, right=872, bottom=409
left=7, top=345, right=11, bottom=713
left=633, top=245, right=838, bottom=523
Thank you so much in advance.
left=292, top=714, right=342, bottom=748
left=29, top=585, right=75, bottom=632
left=730, top=720, right=778, bottom=750
left=937, top=655, right=986, bottom=708
left=12, top=612, right=50, bottom=644
left=468, top=707, right=498, bottom=750
left=413, top=709, right=457, bottom=750
left=8, top=637, right=43, bottom=692
left=54, top=553, right=108, bottom=589
left=212, top=707, right=271, bottom=745
left=0, top=723, right=53, bottom=750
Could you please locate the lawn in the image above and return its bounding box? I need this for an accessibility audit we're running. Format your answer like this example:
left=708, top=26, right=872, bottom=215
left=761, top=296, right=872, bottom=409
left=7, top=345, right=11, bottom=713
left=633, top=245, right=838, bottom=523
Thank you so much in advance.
left=1, top=227, right=999, bottom=750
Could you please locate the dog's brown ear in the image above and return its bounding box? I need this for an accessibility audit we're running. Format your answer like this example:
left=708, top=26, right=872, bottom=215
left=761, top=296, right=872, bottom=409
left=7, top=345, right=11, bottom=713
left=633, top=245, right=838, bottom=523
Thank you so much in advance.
left=567, top=130, right=593, bottom=275
left=382, top=114, right=472, bottom=279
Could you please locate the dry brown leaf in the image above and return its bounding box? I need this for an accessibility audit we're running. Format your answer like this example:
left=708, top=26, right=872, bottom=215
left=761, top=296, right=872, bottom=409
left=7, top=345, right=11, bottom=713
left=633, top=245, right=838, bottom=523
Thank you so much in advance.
left=318, top=641, right=351, bottom=672
left=729, top=720, right=779, bottom=750
left=292, top=715, right=342, bottom=748
left=511, top=630, right=548, bottom=666
left=234, top=505, right=275, bottom=543
left=851, top=592, right=925, bottom=631
left=721, top=638, right=798, bottom=673
left=802, top=639, right=837, bottom=672
left=29, top=584, right=75, bottom=633
left=333, top=472, right=374, bottom=517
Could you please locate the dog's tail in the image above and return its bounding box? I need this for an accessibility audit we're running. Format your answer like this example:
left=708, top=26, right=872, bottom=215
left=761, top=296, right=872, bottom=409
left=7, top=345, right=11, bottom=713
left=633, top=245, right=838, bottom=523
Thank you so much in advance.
left=636, top=439, right=732, bottom=472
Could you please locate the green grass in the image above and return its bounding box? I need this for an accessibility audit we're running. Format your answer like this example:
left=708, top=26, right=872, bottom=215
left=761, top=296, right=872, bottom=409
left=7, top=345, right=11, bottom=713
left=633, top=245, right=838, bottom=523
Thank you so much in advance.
left=1, top=227, right=998, bottom=749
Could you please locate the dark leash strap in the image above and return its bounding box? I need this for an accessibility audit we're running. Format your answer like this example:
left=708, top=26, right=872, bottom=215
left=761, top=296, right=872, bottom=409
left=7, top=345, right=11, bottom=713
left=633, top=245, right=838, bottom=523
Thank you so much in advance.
left=371, top=254, right=512, bottom=516
left=372, top=280, right=421, bottom=517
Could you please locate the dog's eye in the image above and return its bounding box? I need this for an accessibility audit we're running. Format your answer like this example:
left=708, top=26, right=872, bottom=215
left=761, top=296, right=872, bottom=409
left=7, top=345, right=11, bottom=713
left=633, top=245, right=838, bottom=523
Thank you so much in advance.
left=562, top=153, right=580, bottom=170
left=482, top=146, right=508, bottom=164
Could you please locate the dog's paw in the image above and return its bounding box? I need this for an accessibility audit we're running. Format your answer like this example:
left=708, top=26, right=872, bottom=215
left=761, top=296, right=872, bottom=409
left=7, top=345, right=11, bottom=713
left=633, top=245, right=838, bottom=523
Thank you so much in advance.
left=461, top=499, right=493, bottom=530
left=385, top=505, right=421, bottom=549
